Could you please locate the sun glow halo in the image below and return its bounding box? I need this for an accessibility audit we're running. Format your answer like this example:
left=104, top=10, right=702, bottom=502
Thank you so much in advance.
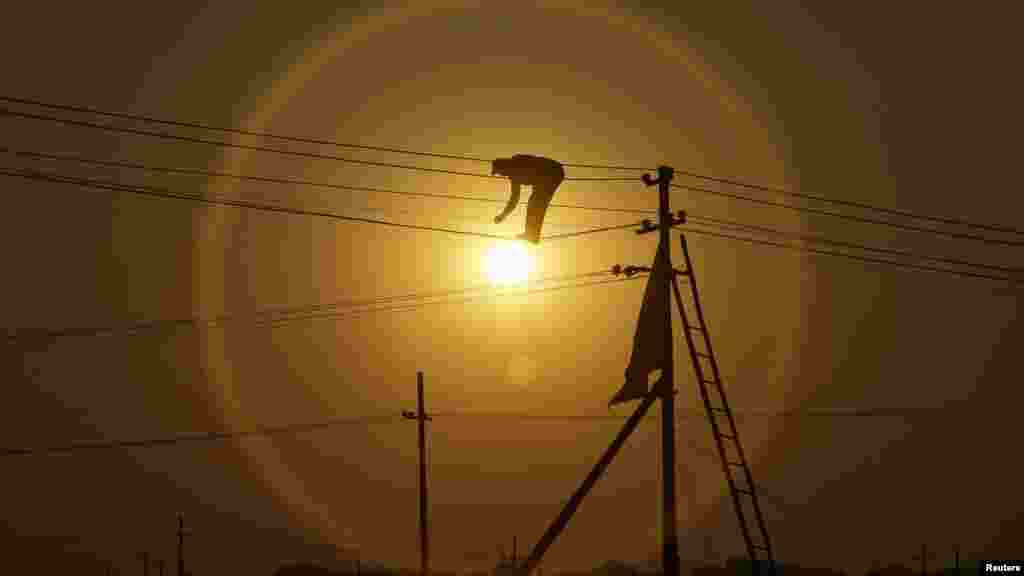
left=485, top=241, right=532, bottom=286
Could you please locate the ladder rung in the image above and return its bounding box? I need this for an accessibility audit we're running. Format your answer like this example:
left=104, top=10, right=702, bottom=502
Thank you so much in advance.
left=736, top=488, right=754, bottom=496
left=695, top=352, right=711, bottom=359
left=711, top=407, right=729, bottom=414
left=754, top=545, right=771, bottom=552
left=686, top=324, right=704, bottom=332
left=727, top=461, right=744, bottom=467
left=717, top=432, right=735, bottom=440
left=701, top=379, right=719, bottom=386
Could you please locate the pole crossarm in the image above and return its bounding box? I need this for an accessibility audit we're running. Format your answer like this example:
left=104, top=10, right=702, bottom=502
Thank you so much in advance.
left=635, top=210, right=686, bottom=235
left=611, top=264, right=651, bottom=278
left=402, top=410, right=433, bottom=422
left=612, top=264, right=690, bottom=278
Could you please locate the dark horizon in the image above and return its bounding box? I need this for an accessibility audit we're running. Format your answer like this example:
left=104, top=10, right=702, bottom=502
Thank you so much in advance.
left=0, top=536, right=997, bottom=576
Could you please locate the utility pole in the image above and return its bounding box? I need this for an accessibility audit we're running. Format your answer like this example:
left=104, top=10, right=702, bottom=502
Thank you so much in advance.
left=646, top=165, right=681, bottom=576
left=176, top=515, right=189, bottom=576
left=517, top=166, right=679, bottom=575
left=954, top=544, right=960, bottom=575
left=608, top=169, right=773, bottom=574
left=139, top=552, right=150, bottom=576
left=403, top=371, right=432, bottom=576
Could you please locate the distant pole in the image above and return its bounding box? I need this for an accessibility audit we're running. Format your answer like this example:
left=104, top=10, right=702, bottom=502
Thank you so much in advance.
left=654, top=165, right=680, bottom=576
left=513, top=535, right=517, bottom=563
left=176, top=515, right=188, bottom=576
left=403, top=372, right=432, bottom=576
left=920, top=544, right=927, bottom=576
left=954, top=544, right=960, bottom=575
left=418, top=371, right=430, bottom=576
left=140, top=552, right=150, bottom=576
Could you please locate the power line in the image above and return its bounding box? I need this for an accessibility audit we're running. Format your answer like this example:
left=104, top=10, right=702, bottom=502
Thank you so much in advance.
left=9, top=148, right=1019, bottom=276
left=0, top=168, right=640, bottom=243
left=0, top=94, right=653, bottom=171
left=2, top=414, right=399, bottom=457
left=6, top=165, right=1015, bottom=284
left=4, top=95, right=1018, bottom=235
left=0, top=169, right=511, bottom=239
left=0, top=147, right=657, bottom=215
left=8, top=276, right=639, bottom=345
left=1, top=147, right=657, bottom=213
left=6, top=270, right=618, bottom=342
left=433, top=408, right=987, bottom=421
left=248, top=275, right=642, bottom=329
left=559, top=176, right=640, bottom=182
left=305, top=269, right=611, bottom=309
left=542, top=222, right=642, bottom=240
left=680, top=224, right=1021, bottom=285
left=0, top=108, right=631, bottom=182
left=686, top=214, right=1022, bottom=275
left=672, top=183, right=1024, bottom=248
left=8, top=95, right=1024, bottom=234
left=2, top=407, right=990, bottom=457
left=0, top=108, right=504, bottom=179
left=674, top=169, right=1024, bottom=237
left=10, top=108, right=1020, bottom=248
left=2, top=166, right=1016, bottom=287
left=2, top=169, right=1015, bottom=288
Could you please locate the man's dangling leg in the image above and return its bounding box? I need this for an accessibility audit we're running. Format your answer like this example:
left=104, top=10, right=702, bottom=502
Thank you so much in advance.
left=521, top=183, right=556, bottom=244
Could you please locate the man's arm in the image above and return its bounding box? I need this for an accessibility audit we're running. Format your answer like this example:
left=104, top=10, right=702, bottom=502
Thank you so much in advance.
left=494, top=181, right=521, bottom=223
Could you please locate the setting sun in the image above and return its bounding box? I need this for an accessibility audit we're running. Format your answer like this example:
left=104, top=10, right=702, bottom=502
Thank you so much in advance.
left=485, top=241, right=532, bottom=285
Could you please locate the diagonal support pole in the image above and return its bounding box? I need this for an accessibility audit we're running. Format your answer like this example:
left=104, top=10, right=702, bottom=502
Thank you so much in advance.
left=520, top=390, right=659, bottom=575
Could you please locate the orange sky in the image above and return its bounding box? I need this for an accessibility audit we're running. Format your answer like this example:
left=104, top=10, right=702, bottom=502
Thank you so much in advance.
left=1, top=2, right=1021, bottom=574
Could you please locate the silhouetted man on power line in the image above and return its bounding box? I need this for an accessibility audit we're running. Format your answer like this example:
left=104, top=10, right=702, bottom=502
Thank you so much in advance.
left=492, top=154, right=565, bottom=244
